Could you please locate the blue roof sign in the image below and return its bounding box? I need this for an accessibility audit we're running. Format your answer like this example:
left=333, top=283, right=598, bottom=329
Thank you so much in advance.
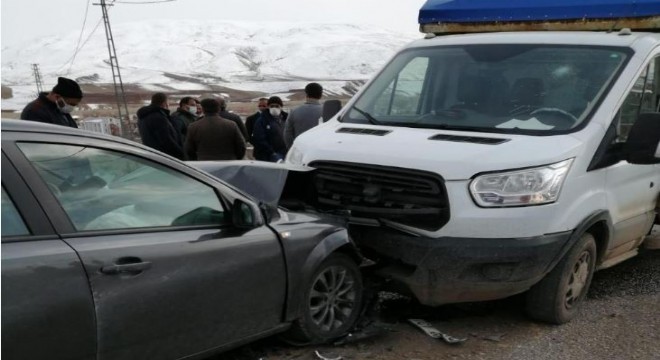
left=419, top=0, right=660, bottom=33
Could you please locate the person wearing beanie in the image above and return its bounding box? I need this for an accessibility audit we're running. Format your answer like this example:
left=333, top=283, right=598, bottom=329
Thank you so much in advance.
left=284, top=82, right=324, bottom=148
left=251, top=96, right=289, bottom=162
left=21, top=77, right=83, bottom=128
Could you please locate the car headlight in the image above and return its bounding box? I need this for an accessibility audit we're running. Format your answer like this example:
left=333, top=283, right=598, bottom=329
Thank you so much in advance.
left=285, top=145, right=304, bottom=165
left=469, top=159, right=573, bottom=207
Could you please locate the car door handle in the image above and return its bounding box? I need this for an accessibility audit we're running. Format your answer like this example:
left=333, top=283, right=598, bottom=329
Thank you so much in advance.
left=100, top=261, right=152, bottom=275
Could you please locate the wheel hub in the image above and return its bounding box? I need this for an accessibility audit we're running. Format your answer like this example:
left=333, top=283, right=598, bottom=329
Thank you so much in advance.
left=564, top=251, right=591, bottom=309
left=309, top=265, right=357, bottom=331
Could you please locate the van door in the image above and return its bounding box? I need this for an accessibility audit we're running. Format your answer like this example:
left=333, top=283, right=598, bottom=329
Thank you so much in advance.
left=605, top=54, right=660, bottom=255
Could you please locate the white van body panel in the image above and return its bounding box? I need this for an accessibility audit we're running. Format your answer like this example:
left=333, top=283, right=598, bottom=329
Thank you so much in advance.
left=286, top=30, right=660, bottom=306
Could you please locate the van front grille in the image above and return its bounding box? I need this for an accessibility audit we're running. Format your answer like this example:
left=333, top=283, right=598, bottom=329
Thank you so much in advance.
left=309, top=161, right=449, bottom=231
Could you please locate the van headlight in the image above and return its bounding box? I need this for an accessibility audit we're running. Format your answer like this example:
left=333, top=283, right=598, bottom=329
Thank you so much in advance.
left=285, top=145, right=304, bottom=165
left=469, top=159, right=573, bottom=207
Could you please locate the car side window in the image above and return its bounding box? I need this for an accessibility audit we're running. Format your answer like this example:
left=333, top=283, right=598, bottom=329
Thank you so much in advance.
left=616, top=56, right=660, bottom=142
left=17, top=143, right=227, bottom=232
left=1, top=187, right=30, bottom=237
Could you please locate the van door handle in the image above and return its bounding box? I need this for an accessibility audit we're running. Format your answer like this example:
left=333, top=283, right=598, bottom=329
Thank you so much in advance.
left=100, top=260, right=152, bottom=275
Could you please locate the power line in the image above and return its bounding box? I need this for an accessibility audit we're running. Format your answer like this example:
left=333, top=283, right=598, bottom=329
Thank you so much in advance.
left=67, top=0, right=92, bottom=73
left=57, top=17, right=104, bottom=72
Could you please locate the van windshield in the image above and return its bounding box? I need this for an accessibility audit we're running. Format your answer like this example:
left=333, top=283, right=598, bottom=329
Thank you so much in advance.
left=342, top=44, right=631, bottom=134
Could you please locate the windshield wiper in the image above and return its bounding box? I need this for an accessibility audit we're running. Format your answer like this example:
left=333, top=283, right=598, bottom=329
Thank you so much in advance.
left=352, top=106, right=383, bottom=125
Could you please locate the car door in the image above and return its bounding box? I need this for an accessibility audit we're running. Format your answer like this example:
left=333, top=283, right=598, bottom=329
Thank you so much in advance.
left=605, top=53, right=660, bottom=255
left=7, top=135, right=288, bottom=360
left=1, top=151, right=96, bottom=360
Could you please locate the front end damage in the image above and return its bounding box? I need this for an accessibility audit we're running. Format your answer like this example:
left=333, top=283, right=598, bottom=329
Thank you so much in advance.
left=193, top=160, right=569, bottom=306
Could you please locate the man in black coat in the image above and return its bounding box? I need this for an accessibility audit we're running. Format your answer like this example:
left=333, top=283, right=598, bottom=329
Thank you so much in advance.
left=251, top=96, right=289, bottom=162
left=245, top=97, right=268, bottom=144
left=20, top=77, right=83, bottom=128
left=218, top=98, right=249, bottom=142
left=170, top=96, right=198, bottom=145
left=137, top=93, right=184, bottom=160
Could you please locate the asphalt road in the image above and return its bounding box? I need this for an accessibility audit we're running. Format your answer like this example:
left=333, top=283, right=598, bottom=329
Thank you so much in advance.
left=218, top=237, right=660, bottom=360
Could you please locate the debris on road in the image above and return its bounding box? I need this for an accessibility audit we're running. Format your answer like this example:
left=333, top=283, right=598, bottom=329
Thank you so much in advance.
left=483, top=333, right=507, bottom=342
left=407, top=319, right=467, bottom=345
left=314, top=350, right=343, bottom=360
left=333, top=321, right=389, bottom=346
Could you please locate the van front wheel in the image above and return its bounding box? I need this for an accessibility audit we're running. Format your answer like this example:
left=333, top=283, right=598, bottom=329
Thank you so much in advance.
left=526, top=232, right=597, bottom=324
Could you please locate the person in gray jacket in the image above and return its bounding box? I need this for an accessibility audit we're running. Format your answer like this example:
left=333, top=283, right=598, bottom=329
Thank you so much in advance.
left=185, top=98, right=246, bottom=161
left=284, top=82, right=323, bottom=148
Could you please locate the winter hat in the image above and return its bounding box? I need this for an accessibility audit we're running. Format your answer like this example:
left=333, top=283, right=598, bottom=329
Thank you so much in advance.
left=267, top=96, right=283, bottom=107
left=53, top=77, right=83, bottom=99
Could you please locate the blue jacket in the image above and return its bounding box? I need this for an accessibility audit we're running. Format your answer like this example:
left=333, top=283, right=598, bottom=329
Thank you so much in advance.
left=251, top=110, right=288, bottom=162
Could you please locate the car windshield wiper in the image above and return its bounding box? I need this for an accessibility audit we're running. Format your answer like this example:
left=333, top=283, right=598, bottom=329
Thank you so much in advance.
left=351, top=106, right=383, bottom=125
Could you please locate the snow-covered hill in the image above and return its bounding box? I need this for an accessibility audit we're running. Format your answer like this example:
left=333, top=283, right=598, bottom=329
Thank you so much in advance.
left=1, top=20, right=420, bottom=88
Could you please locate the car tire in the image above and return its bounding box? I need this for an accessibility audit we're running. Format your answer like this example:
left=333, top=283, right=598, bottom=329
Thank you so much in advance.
left=288, top=253, right=363, bottom=344
left=526, top=232, right=597, bottom=324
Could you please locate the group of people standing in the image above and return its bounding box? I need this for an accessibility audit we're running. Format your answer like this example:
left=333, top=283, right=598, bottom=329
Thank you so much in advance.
left=20, top=77, right=326, bottom=164
left=137, top=82, right=325, bottom=163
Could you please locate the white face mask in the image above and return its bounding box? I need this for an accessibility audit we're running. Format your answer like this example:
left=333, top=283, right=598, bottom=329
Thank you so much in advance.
left=187, top=105, right=197, bottom=115
left=57, top=99, right=75, bottom=114
left=269, top=108, right=282, bottom=117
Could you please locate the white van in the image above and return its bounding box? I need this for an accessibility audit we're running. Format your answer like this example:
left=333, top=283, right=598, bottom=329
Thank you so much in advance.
left=286, top=5, right=660, bottom=323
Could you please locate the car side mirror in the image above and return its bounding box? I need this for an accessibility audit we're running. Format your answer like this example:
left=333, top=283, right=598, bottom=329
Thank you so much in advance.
left=322, top=100, right=342, bottom=122
left=624, top=113, right=660, bottom=164
left=232, top=199, right=257, bottom=229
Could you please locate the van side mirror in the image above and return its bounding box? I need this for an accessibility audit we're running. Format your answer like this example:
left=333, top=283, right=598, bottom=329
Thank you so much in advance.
left=624, top=113, right=660, bottom=164
left=322, top=100, right=342, bottom=122
left=232, top=199, right=257, bottom=229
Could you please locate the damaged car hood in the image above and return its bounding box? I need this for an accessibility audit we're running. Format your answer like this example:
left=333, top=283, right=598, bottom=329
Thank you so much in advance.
left=190, top=160, right=315, bottom=208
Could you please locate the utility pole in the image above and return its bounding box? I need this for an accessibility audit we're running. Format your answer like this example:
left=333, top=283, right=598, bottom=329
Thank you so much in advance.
left=31, top=64, right=44, bottom=95
left=94, top=0, right=131, bottom=139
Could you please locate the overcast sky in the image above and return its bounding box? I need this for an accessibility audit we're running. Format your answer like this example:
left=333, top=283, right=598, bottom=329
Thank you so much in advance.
left=1, top=0, right=427, bottom=47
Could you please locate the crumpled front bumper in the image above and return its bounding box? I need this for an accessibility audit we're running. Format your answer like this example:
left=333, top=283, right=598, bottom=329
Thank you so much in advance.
left=351, top=225, right=573, bottom=306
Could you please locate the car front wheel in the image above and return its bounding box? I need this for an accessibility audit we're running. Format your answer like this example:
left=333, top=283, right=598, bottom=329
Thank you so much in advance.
left=526, top=232, right=597, bottom=324
left=288, top=253, right=363, bottom=344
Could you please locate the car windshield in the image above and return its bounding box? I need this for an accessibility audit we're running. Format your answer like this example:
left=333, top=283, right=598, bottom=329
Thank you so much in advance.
left=342, top=44, right=631, bottom=134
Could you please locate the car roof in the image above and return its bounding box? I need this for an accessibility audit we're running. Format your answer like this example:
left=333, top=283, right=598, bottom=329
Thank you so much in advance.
left=1, top=119, right=149, bottom=151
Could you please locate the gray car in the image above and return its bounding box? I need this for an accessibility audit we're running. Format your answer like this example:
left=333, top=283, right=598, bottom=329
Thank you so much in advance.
left=1, top=120, right=363, bottom=360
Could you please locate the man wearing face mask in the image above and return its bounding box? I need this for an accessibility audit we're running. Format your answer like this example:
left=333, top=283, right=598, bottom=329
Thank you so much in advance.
left=251, top=96, right=289, bottom=162
left=170, top=96, right=198, bottom=144
left=21, top=77, right=83, bottom=128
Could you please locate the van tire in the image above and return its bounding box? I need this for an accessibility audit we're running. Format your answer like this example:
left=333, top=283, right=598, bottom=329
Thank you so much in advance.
left=526, top=232, right=597, bottom=324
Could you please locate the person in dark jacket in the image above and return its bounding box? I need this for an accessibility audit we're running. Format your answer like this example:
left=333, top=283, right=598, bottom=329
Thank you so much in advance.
left=218, top=98, right=249, bottom=142
left=251, top=96, right=289, bottom=162
left=20, top=77, right=83, bottom=128
left=185, top=98, right=246, bottom=161
left=137, top=93, right=184, bottom=160
left=170, top=96, right=198, bottom=142
left=245, top=97, right=268, bottom=144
